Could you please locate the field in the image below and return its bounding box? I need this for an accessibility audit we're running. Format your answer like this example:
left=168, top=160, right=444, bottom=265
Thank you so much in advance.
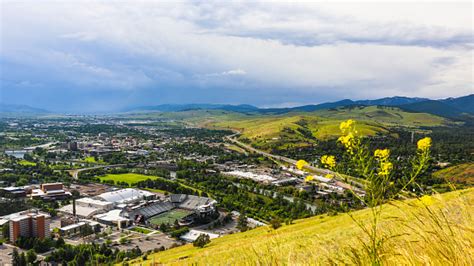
left=131, top=189, right=474, bottom=265
left=99, top=173, right=158, bottom=185
left=148, top=209, right=193, bottom=225
left=18, top=160, right=36, bottom=166
left=433, top=163, right=474, bottom=185
left=129, top=226, right=153, bottom=234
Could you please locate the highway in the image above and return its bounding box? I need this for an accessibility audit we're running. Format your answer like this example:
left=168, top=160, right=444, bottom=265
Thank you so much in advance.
left=66, top=164, right=128, bottom=179
left=225, top=134, right=366, bottom=191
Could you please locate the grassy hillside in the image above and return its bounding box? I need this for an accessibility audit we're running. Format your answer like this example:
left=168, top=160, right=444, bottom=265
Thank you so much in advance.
left=204, top=106, right=453, bottom=149
left=130, top=189, right=473, bottom=265
left=123, top=106, right=455, bottom=150
left=433, top=163, right=474, bottom=185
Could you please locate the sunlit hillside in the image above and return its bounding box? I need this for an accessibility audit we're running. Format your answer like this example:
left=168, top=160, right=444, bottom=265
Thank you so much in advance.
left=433, top=163, right=474, bottom=186
left=130, top=189, right=474, bottom=265
left=194, top=106, right=455, bottom=149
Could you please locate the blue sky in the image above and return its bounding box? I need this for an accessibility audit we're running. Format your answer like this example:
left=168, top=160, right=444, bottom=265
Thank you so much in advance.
left=1, top=1, right=472, bottom=112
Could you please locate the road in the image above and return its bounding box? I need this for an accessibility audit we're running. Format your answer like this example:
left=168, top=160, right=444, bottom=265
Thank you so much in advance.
left=66, top=164, right=128, bottom=179
left=233, top=182, right=318, bottom=212
left=225, top=134, right=366, bottom=190
left=225, top=135, right=332, bottom=175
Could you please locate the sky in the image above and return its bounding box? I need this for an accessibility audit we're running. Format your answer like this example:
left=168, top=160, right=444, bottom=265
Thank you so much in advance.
left=1, top=1, right=473, bottom=112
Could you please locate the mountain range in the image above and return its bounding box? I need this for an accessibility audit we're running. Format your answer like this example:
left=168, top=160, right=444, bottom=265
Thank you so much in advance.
left=0, top=103, right=50, bottom=114
left=2, top=94, right=473, bottom=120
left=125, top=94, right=474, bottom=120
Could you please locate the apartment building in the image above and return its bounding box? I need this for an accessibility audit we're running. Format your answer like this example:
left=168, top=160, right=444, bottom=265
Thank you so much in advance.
left=6, top=210, right=51, bottom=242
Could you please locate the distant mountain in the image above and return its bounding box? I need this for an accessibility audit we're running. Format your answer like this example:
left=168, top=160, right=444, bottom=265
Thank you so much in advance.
left=356, top=96, right=429, bottom=106
left=440, top=94, right=474, bottom=115
left=399, top=100, right=466, bottom=119
left=124, top=94, right=473, bottom=120
left=397, top=94, right=474, bottom=120
left=258, top=97, right=430, bottom=114
left=123, top=104, right=259, bottom=113
left=0, top=103, right=50, bottom=114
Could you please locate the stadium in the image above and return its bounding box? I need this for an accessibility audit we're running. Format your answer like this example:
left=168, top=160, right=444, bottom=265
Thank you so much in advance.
left=122, top=193, right=218, bottom=227
left=59, top=188, right=218, bottom=229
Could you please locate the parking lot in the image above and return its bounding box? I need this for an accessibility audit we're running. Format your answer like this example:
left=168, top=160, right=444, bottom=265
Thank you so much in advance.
left=0, top=244, right=18, bottom=266
left=115, top=232, right=181, bottom=252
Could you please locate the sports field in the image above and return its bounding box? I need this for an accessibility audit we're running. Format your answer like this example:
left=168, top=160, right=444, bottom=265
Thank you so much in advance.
left=149, top=209, right=192, bottom=225
left=99, top=173, right=158, bottom=185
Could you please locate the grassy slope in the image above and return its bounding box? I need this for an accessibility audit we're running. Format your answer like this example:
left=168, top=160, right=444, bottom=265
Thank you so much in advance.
left=433, top=163, right=474, bottom=185
left=99, top=173, right=158, bottom=185
left=121, top=107, right=452, bottom=146
left=131, top=189, right=473, bottom=265
left=200, top=106, right=452, bottom=149
left=18, top=160, right=36, bottom=166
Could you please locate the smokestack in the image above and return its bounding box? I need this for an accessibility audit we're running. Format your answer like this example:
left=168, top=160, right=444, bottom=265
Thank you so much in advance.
left=73, top=198, right=76, bottom=216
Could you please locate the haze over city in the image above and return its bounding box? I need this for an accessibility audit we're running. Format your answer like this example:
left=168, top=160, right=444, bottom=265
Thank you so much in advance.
left=1, top=1, right=472, bottom=112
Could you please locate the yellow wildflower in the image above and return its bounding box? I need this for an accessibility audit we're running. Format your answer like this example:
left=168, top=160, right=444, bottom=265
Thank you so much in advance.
left=338, top=133, right=355, bottom=153
left=417, top=137, right=432, bottom=151
left=325, top=174, right=333, bottom=179
left=339, top=119, right=355, bottom=133
left=305, top=175, right=314, bottom=182
left=321, top=155, right=336, bottom=169
left=374, top=149, right=390, bottom=161
left=418, top=195, right=434, bottom=206
left=296, top=160, right=309, bottom=170
left=378, top=161, right=393, bottom=177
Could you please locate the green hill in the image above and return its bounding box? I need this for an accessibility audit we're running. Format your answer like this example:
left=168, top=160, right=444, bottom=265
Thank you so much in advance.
left=433, top=163, right=474, bottom=185
left=130, top=189, right=473, bottom=265
left=205, top=106, right=454, bottom=149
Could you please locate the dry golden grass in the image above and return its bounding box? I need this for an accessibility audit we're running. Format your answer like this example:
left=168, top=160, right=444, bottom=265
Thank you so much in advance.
left=128, top=189, right=473, bottom=265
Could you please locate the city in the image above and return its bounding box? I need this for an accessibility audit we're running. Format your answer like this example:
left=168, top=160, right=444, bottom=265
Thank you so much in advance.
left=1, top=1, right=473, bottom=265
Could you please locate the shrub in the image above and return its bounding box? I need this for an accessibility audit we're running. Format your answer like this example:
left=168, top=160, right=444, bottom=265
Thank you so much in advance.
left=270, top=218, right=281, bottom=230
left=193, top=234, right=211, bottom=248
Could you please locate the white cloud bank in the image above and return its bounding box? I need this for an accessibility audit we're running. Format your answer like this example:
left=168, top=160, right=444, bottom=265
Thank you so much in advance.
left=0, top=1, right=472, bottom=110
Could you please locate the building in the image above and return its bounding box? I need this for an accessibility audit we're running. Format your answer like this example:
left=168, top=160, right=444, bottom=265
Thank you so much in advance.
left=169, top=194, right=218, bottom=225
left=96, top=188, right=155, bottom=205
left=59, top=221, right=101, bottom=237
left=30, top=183, right=71, bottom=200
left=58, top=197, right=113, bottom=218
left=180, top=229, right=220, bottom=242
left=3, top=210, right=51, bottom=242
left=0, top=187, right=27, bottom=198
left=171, top=194, right=217, bottom=216
left=122, top=200, right=174, bottom=224
left=94, top=209, right=131, bottom=229
left=41, top=183, right=64, bottom=192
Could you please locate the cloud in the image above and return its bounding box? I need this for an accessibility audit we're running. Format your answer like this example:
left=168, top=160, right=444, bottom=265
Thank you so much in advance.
left=60, top=32, right=97, bottom=42
left=197, top=69, right=247, bottom=78
left=0, top=1, right=472, bottom=112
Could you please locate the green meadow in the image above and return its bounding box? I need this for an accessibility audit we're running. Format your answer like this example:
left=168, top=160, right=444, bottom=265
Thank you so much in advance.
left=99, top=173, right=158, bottom=186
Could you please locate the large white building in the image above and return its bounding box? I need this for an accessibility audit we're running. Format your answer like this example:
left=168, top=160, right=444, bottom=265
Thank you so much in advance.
left=96, top=188, right=155, bottom=205
left=59, top=197, right=114, bottom=218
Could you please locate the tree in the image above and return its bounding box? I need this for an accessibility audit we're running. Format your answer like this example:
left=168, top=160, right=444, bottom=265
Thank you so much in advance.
left=270, top=218, right=281, bottom=230
left=56, top=237, right=65, bottom=247
left=2, top=223, right=9, bottom=241
left=80, top=224, right=94, bottom=237
left=193, top=234, right=210, bottom=248
left=237, top=213, right=248, bottom=232
left=26, top=249, right=37, bottom=264
left=19, top=252, right=27, bottom=266
left=12, top=248, right=20, bottom=266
